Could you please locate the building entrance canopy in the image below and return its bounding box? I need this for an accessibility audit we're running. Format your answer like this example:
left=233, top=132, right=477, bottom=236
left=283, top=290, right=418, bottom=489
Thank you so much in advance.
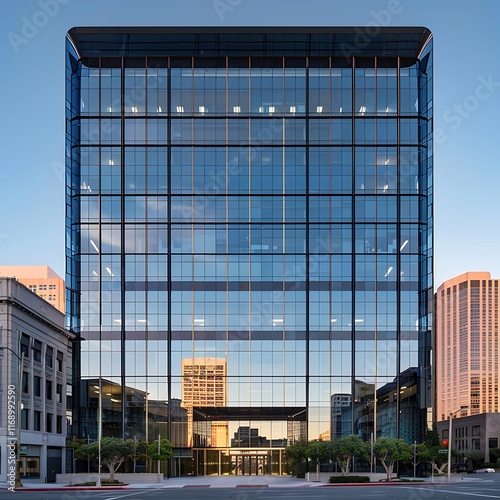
left=192, top=406, right=307, bottom=421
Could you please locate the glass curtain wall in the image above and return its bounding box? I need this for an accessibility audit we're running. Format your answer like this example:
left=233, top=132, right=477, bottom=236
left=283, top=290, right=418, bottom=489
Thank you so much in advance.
left=66, top=33, right=433, bottom=474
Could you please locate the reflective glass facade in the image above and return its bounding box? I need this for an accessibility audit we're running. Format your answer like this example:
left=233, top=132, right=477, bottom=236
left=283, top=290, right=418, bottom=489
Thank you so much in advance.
left=66, top=27, right=433, bottom=475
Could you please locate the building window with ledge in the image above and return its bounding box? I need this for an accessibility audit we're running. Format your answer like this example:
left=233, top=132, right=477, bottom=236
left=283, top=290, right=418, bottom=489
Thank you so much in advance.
left=34, top=411, right=41, bottom=431
left=46, top=413, right=53, bottom=433
left=45, top=346, right=53, bottom=368
left=46, top=380, right=53, bottom=400
left=56, top=383, right=63, bottom=403
left=21, top=333, right=30, bottom=358
left=56, top=415, right=63, bottom=434
left=56, top=351, right=63, bottom=372
left=21, top=409, right=29, bottom=430
left=32, top=339, right=42, bottom=362
left=22, top=371, right=29, bottom=394
left=472, top=425, right=480, bottom=436
left=34, top=376, right=41, bottom=397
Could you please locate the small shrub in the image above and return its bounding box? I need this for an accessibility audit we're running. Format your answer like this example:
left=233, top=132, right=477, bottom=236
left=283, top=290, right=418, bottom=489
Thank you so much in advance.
left=72, top=480, right=126, bottom=487
left=329, top=475, right=370, bottom=483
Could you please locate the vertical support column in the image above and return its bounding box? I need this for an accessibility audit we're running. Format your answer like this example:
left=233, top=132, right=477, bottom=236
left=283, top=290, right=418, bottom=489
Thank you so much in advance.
left=40, top=436, right=48, bottom=483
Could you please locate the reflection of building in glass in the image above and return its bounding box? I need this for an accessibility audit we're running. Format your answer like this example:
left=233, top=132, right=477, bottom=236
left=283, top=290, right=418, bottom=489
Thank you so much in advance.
left=181, top=358, right=227, bottom=447
left=331, top=393, right=352, bottom=440
left=231, top=426, right=287, bottom=448
left=331, top=380, right=374, bottom=440
left=79, top=378, right=188, bottom=447
left=435, top=273, right=499, bottom=423
left=319, top=429, right=330, bottom=441
left=65, top=27, right=434, bottom=476
left=356, top=368, right=419, bottom=443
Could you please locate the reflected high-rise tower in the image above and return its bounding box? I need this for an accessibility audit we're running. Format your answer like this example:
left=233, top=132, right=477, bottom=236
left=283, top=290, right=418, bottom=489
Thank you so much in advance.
left=181, top=357, right=227, bottom=447
left=65, top=27, right=433, bottom=476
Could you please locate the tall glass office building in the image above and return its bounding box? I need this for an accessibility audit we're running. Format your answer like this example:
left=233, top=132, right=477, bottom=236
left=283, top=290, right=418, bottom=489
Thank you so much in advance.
left=65, top=27, right=433, bottom=476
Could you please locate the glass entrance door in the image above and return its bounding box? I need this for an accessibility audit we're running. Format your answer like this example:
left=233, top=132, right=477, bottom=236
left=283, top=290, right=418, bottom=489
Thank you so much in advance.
left=233, top=453, right=269, bottom=475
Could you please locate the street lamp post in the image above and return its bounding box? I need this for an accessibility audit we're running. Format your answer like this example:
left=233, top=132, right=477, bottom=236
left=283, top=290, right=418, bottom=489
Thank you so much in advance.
left=448, top=406, right=469, bottom=482
left=0, top=346, right=24, bottom=487
left=413, top=440, right=417, bottom=479
left=158, top=433, right=161, bottom=476
left=316, top=440, right=320, bottom=482
left=97, top=376, right=102, bottom=487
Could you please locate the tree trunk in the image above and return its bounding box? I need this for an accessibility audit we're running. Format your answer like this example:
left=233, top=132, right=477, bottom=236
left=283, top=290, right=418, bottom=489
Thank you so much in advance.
left=341, top=457, right=351, bottom=476
left=379, top=458, right=392, bottom=481
left=388, top=464, right=394, bottom=481
left=437, top=463, right=447, bottom=474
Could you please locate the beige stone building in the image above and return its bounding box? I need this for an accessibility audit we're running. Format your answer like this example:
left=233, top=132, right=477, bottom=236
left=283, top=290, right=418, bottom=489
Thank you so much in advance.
left=436, top=413, right=500, bottom=464
left=0, top=266, right=65, bottom=314
left=0, top=278, right=73, bottom=483
left=435, top=272, right=499, bottom=422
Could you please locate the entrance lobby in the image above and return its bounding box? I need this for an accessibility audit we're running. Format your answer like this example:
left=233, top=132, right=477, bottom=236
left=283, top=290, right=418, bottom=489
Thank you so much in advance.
left=191, top=407, right=306, bottom=476
left=193, top=448, right=286, bottom=475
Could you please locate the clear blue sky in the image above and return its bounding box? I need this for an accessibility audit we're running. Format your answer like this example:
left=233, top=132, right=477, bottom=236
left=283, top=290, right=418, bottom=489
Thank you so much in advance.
left=1, top=0, right=499, bottom=288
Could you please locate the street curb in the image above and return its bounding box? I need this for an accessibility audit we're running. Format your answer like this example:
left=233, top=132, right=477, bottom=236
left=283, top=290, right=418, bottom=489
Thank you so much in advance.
left=0, top=487, right=132, bottom=492
left=320, top=482, right=451, bottom=487
left=0, top=481, right=459, bottom=491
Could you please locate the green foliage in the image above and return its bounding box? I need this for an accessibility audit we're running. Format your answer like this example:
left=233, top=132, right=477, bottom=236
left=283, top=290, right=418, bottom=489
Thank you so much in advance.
left=329, top=475, right=370, bottom=483
left=66, top=437, right=88, bottom=460
left=305, top=440, right=334, bottom=466
left=74, top=437, right=134, bottom=480
left=417, top=435, right=460, bottom=474
left=331, top=435, right=370, bottom=476
left=147, top=438, right=173, bottom=461
left=489, top=448, right=500, bottom=463
left=133, top=440, right=149, bottom=464
left=464, top=450, right=484, bottom=467
left=74, top=480, right=126, bottom=486
left=374, top=437, right=413, bottom=481
left=424, top=425, right=440, bottom=448
left=285, top=441, right=308, bottom=478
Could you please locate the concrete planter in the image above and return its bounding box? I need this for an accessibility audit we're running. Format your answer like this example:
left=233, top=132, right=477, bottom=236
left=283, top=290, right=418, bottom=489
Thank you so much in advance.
left=306, top=472, right=394, bottom=483
left=56, top=473, right=163, bottom=485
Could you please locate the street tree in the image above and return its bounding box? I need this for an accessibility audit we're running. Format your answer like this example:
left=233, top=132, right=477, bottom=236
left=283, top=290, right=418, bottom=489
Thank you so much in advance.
left=148, top=437, right=173, bottom=472
left=285, top=441, right=308, bottom=478
left=305, top=440, right=334, bottom=471
left=418, top=426, right=450, bottom=474
left=331, top=435, right=370, bottom=476
left=75, top=437, right=134, bottom=481
left=374, top=437, right=412, bottom=481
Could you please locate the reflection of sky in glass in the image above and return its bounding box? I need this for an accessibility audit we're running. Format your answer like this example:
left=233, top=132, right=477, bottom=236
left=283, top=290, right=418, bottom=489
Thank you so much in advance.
left=68, top=30, right=431, bottom=456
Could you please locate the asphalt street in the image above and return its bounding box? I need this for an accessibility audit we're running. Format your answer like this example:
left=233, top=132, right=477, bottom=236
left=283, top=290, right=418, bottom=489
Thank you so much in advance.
left=6, top=476, right=500, bottom=500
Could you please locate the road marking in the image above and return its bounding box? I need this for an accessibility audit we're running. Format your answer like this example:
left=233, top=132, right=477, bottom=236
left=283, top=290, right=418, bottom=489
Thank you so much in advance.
left=106, top=491, right=145, bottom=500
left=399, top=487, right=500, bottom=498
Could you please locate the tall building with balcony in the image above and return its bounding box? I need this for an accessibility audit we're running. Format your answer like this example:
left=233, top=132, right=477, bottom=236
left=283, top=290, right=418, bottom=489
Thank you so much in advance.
left=65, top=27, right=433, bottom=476
left=435, top=272, right=500, bottom=422
left=0, top=266, right=65, bottom=314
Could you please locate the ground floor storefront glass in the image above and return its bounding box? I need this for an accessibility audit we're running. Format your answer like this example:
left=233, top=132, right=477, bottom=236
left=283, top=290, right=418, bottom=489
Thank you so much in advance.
left=193, top=449, right=287, bottom=476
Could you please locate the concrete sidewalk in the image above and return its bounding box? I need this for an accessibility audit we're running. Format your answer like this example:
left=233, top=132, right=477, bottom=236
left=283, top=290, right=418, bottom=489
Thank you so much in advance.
left=1, top=473, right=483, bottom=491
